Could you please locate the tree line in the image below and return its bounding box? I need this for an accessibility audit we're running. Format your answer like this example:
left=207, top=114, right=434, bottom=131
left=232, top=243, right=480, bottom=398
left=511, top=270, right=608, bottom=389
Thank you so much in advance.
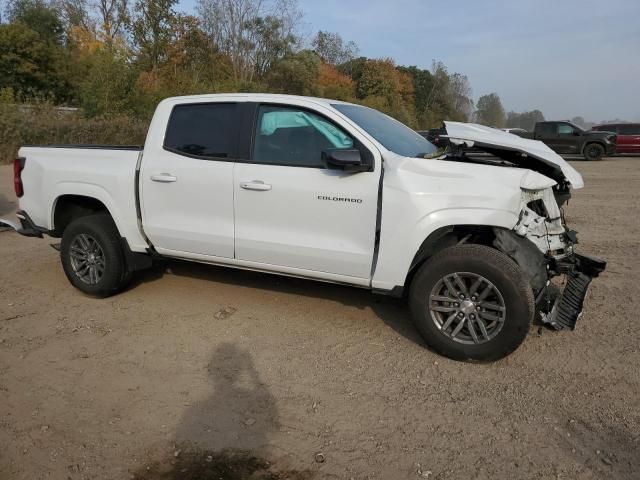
left=0, top=0, right=552, bottom=134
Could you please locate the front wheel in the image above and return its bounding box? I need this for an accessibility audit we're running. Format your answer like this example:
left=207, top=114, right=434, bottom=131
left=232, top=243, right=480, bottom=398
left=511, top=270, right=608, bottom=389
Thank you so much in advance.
left=409, top=244, right=534, bottom=362
left=583, top=143, right=605, bottom=161
left=60, top=214, right=131, bottom=297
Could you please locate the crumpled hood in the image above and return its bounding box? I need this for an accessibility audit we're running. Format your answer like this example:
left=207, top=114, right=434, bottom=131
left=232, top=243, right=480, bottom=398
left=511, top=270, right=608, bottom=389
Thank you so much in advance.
left=443, top=121, right=584, bottom=189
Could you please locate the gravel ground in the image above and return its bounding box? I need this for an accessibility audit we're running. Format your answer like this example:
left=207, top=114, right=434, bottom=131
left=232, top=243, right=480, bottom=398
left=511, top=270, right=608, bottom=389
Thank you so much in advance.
left=1, top=158, right=639, bottom=480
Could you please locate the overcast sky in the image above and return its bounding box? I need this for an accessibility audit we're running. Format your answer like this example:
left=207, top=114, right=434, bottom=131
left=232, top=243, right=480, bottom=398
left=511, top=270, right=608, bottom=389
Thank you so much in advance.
left=180, top=0, right=640, bottom=122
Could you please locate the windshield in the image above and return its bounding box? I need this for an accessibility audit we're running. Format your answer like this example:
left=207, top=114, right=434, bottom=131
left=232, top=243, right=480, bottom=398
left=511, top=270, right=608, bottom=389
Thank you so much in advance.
left=332, top=104, right=437, bottom=158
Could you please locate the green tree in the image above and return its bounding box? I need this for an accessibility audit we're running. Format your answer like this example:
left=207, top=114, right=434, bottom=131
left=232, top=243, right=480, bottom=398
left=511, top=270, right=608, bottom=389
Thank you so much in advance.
left=357, top=59, right=399, bottom=99
left=78, top=46, right=136, bottom=116
left=397, top=65, right=433, bottom=120
left=248, top=15, right=297, bottom=78
left=0, top=23, right=71, bottom=100
left=337, top=56, right=366, bottom=82
left=311, top=30, right=358, bottom=65
left=475, top=93, right=506, bottom=127
left=266, top=50, right=320, bottom=96
left=131, top=0, right=177, bottom=70
left=7, top=0, right=64, bottom=44
left=97, top=0, right=129, bottom=45
left=197, top=0, right=301, bottom=83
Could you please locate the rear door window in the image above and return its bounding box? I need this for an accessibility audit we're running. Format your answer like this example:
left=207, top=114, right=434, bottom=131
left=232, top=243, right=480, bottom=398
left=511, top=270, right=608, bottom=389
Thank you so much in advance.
left=618, top=125, right=640, bottom=135
left=537, top=123, right=557, bottom=136
left=164, top=103, right=239, bottom=159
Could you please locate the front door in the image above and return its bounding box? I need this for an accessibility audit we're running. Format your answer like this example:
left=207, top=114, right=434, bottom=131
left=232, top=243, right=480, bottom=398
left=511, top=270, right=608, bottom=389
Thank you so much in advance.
left=140, top=102, right=240, bottom=258
left=233, top=104, right=381, bottom=279
left=556, top=122, right=580, bottom=154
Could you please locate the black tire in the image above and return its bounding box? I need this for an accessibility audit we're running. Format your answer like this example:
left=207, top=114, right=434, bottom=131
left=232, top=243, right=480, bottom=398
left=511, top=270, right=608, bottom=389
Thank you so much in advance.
left=60, top=214, right=130, bottom=297
left=409, top=244, right=534, bottom=362
left=583, top=143, right=605, bottom=161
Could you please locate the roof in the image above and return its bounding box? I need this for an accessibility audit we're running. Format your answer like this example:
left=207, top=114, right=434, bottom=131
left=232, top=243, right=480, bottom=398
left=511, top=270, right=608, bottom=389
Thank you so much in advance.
left=162, top=92, right=356, bottom=108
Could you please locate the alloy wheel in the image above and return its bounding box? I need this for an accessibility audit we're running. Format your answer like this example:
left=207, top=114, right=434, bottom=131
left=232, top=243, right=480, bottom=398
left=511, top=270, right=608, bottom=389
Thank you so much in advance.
left=429, top=272, right=507, bottom=345
left=69, top=233, right=105, bottom=285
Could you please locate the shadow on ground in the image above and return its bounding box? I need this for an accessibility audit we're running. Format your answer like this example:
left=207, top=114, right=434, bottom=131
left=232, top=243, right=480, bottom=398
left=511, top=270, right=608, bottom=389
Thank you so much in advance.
left=129, top=258, right=425, bottom=348
left=133, top=343, right=314, bottom=480
left=0, top=193, right=17, bottom=217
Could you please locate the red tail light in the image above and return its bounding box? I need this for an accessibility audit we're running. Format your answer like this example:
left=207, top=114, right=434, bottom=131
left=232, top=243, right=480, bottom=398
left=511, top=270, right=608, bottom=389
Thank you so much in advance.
left=14, top=157, right=25, bottom=198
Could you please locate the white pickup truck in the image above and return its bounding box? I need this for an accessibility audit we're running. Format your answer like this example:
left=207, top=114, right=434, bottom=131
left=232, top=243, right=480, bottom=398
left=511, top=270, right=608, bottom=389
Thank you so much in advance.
left=2, top=93, right=605, bottom=361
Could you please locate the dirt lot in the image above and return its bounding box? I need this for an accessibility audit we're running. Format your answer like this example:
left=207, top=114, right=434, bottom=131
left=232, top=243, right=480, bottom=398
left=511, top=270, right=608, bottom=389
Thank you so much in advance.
left=1, top=158, right=639, bottom=480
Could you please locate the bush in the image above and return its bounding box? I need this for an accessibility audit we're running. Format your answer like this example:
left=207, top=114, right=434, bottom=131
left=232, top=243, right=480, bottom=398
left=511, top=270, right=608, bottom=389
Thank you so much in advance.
left=0, top=103, right=149, bottom=164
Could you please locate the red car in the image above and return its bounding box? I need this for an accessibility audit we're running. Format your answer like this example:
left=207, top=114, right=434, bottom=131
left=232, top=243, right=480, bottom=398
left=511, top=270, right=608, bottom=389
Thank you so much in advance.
left=592, top=123, right=640, bottom=154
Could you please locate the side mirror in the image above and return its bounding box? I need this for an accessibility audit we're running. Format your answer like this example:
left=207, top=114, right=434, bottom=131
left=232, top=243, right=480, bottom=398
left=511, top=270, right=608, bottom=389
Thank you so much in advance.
left=322, top=148, right=368, bottom=172
left=573, top=130, right=581, bottom=136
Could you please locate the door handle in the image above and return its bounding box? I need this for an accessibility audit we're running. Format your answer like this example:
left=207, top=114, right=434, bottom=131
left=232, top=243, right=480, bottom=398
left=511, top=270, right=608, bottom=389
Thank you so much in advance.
left=150, top=173, right=177, bottom=183
left=240, top=180, right=272, bottom=191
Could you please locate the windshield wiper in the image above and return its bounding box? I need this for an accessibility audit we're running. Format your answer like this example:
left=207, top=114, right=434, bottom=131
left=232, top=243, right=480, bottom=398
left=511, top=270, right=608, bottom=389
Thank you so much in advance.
left=416, top=149, right=446, bottom=159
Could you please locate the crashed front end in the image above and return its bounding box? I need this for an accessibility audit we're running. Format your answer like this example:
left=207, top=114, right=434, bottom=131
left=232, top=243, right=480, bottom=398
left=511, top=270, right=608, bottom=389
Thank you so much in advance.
left=512, top=172, right=606, bottom=330
left=440, top=122, right=606, bottom=331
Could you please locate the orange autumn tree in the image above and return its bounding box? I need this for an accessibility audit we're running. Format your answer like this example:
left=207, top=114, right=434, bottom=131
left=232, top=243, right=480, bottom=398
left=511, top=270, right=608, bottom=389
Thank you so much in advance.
left=317, top=62, right=355, bottom=101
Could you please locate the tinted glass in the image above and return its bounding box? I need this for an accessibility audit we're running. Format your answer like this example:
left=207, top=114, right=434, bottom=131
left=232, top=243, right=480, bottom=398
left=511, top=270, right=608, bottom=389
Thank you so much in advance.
left=618, top=124, right=640, bottom=135
left=253, top=105, right=354, bottom=167
left=333, top=104, right=437, bottom=158
left=557, top=123, right=574, bottom=135
left=164, top=103, right=237, bottom=158
left=536, top=123, right=556, bottom=136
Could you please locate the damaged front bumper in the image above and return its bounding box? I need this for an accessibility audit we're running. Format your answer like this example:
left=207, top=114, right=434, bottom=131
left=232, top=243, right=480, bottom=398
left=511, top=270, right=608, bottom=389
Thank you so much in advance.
left=539, top=253, right=606, bottom=330
left=513, top=175, right=606, bottom=331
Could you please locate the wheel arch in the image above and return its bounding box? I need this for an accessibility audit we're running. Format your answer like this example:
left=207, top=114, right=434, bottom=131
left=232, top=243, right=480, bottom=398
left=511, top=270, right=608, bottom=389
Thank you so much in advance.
left=51, top=194, right=116, bottom=237
left=402, top=225, right=547, bottom=296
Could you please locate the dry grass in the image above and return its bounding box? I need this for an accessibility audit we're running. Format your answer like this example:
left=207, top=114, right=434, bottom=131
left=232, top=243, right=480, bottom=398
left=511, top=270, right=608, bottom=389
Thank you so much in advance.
left=0, top=104, right=149, bottom=164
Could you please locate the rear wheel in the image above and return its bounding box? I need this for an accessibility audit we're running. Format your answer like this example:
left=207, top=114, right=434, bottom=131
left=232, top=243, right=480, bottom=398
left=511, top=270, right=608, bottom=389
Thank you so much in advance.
left=409, top=244, right=534, bottom=362
left=60, top=214, right=130, bottom=297
left=584, top=143, right=605, bottom=161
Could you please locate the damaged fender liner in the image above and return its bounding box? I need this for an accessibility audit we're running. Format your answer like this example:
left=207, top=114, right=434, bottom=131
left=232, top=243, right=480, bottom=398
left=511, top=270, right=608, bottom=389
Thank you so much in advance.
left=492, top=227, right=607, bottom=331
left=493, top=228, right=548, bottom=292
left=543, top=254, right=607, bottom=330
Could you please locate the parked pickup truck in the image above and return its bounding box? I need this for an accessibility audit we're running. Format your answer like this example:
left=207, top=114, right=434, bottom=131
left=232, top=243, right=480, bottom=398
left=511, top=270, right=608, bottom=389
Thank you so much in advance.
left=513, top=121, right=616, bottom=160
left=1, top=94, right=606, bottom=362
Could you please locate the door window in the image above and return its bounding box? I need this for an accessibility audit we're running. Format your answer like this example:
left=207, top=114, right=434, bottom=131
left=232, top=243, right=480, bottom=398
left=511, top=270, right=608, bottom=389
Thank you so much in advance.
left=252, top=105, right=354, bottom=168
left=618, top=124, right=640, bottom=135
left=557, top=123, right=575, bottom=135
left=537, top=123, right=556, bottom=136
left=164, top=103, right=238, bottom=159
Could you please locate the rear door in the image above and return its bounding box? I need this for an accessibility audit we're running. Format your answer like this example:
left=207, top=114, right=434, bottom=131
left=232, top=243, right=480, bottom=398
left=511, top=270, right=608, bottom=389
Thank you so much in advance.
left=140, top=102, right=240, bottom=258
left=233, top=103, right=381, bottom=280
left=617, top=124, right=640, bottom=153
left=535, top=123, right=562, bottom=152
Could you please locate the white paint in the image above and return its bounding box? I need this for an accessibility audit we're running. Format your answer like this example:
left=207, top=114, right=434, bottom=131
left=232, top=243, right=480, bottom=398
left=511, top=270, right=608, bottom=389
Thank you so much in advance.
left=444, top=121, right=584, bottom=189
left=17, top=93, right=580, bottom=291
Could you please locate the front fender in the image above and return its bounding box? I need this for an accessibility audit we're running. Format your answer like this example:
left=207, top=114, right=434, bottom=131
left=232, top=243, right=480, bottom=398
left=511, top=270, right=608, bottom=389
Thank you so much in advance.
left=372, top=207, right=519, bottom=291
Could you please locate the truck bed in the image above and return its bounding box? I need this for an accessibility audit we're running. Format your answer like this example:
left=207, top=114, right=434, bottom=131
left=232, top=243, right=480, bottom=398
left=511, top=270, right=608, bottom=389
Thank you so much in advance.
left=21, top=145, right=143, bottom=150
left=17, top=145, right=148, bottom=251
